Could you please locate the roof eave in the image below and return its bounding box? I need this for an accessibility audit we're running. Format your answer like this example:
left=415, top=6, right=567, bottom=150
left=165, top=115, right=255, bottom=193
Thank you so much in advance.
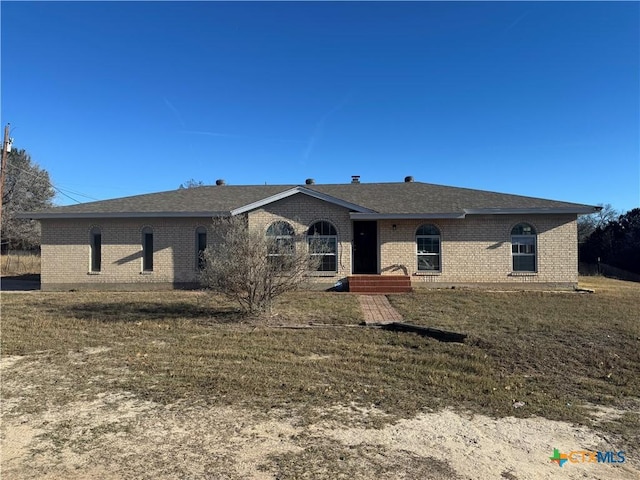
left=351, top=206, right=598, bottom=220
left=463, top=207, right=599, bottom=215
left=17, top=211, right=231, bottom=220
left=350, top=213, right=466, bottom=220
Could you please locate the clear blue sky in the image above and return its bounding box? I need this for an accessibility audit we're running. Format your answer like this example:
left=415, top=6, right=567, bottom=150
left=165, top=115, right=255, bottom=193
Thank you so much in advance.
left=1, top=1, right=638, bottom=212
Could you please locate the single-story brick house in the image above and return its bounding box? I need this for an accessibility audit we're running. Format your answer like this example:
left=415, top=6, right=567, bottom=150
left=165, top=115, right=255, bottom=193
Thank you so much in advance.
left=20, top=176, right=599, bottom=291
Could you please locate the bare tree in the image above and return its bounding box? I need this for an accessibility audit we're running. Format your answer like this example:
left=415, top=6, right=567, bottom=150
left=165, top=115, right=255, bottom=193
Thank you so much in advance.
left=1, top=148, right=55, bottom=251
left=178, top=179, right=205, bottom=189
left=577, top=203, right=618, bottom=244
left=199, top=216, right=322, bottom=315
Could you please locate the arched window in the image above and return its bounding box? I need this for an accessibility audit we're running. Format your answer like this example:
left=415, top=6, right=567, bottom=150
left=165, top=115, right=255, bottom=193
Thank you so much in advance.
left=511, top=223, right=536, bottom=272
left=416, top=224, right=441, bottom=271
left=196, top=226, right=207, bottom=270
left=307, top=221, right=338, bottom=272
left=142, top=226, right=154, bottom=272
left=266, top=221, right=295, bottom=259
left=90, top=226, right=102, bottom=272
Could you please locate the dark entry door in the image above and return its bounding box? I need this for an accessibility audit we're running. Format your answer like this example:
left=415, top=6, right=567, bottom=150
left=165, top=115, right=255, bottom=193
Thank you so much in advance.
left=353, top=221, right=377, bottom=274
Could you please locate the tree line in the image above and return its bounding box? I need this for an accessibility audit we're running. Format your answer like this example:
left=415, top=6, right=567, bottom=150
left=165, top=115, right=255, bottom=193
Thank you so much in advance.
left=579, top=205, right=640, bottom=275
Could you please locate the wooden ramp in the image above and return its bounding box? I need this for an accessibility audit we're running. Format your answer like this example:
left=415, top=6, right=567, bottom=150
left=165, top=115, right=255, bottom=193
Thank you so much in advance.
left=348, top=275, right=412, bottom=294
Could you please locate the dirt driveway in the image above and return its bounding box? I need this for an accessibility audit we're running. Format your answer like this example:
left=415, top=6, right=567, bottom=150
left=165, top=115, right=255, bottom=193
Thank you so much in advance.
left=2, top=352, right=638, bottom=480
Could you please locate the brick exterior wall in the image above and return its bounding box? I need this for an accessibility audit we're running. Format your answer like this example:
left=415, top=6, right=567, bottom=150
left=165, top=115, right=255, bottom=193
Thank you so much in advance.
left=38, top=195, right=579, bottom=290
left=40, top=217, right=215, bottom=290
left=247, top=193, right=353, bottom=278
left=378, top=214, right=578, bottom=285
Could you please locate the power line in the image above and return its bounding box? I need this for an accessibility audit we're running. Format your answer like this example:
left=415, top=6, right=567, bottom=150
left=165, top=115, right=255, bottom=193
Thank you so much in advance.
left=54, top=185, right=100, bottom=201
left=52, top=186, right=82, bottom=204
left=7, top=159, right=100, bottom=203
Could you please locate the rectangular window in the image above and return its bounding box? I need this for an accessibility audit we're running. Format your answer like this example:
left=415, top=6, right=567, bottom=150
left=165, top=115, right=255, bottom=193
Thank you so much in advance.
left=267, top=237, right=295, bottom=264
left=512, top=236, right=536, bottom=272
left=267, top=238, right=294, bottom=272
left=308, top=237, right=337, bottom=272
left=143, top=232, right=153, bottom=271
left=90, top=233, right=101, bottom=272
left=197, top=231, right=207, bottom=270
left=417, top=236, right=441, bottom=271
left=268, top=237, right=295, bottom=255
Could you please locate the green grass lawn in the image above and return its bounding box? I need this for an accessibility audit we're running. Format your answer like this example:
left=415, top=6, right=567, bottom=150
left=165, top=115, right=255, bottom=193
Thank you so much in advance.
left=2, top=277, right=638, bottom=446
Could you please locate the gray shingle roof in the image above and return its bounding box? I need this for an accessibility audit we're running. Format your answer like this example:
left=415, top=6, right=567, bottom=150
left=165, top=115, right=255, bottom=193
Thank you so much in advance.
left=309, top=183, right=594, bottom=214
left=20, top=182, right=599, bottom=219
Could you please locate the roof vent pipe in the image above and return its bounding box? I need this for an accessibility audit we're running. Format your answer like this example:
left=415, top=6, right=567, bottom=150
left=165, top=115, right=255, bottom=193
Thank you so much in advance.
left=351, top=175, right=361, bottom=184
left=404, top=176, right=414, bottom=183
left=215, top=179, right=226, bottom=186
left=305, top=178, right=315, bottom=185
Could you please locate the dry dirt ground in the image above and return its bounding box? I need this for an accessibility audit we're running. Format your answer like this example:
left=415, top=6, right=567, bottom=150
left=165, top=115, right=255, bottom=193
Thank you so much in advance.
left=2, top=352, right=638, bottom=480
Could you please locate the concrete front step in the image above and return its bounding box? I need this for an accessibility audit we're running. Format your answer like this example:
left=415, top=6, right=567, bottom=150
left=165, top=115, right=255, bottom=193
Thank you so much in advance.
left=348, top=275, right=412, bottom=294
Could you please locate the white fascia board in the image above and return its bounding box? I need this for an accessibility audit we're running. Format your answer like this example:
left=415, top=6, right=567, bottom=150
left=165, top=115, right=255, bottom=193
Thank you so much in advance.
left=231, top=186, right=374, bottom=216
left=350, top=212, right=466, bottom=220
left=463, top=207, right=599, bottom=215
left=17, top=211, right=230, bottom=220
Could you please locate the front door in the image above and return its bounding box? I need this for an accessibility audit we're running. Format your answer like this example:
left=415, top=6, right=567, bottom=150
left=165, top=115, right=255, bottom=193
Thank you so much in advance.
left=353, top=221, right=377, bottom=274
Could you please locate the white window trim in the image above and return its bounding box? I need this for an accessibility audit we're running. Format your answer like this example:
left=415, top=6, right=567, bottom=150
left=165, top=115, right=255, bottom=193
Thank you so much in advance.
left=308, top=235, right=338, bottom=273
left=89, top=226, right=102, bottom=274
left=416, top=228, right=441, bottom=272
left=511, top=235, right=537, bottom=273
left=141, top=226, right=154, bottom=273
left=195, top=226, right=207, bottom=271
left=266, top=222, right=295, bottom=258
left=510, top=223, right=538, bottom=273
left=307, top=221, right=339, bottom=273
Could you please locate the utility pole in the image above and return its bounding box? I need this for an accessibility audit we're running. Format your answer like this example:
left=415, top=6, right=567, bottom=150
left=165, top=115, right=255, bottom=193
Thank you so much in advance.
left=0, top=123, right=13, bottom=240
